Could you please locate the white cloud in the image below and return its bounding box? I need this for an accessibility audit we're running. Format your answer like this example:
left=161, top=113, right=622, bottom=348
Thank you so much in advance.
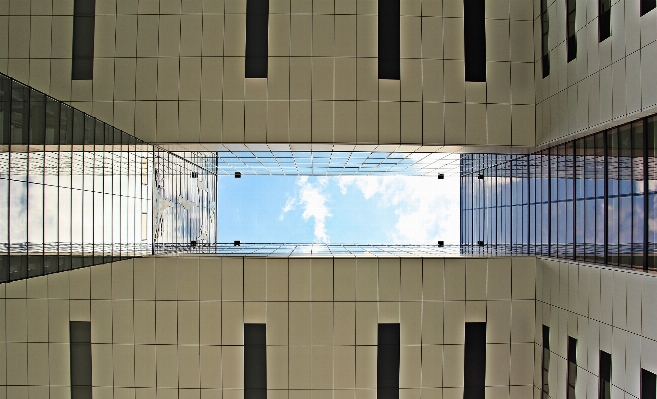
left=337, top=175, right=460, bottom=244
left=296, top=176, right=332, bottom=243
left=279, top=196, right=297, bottom=220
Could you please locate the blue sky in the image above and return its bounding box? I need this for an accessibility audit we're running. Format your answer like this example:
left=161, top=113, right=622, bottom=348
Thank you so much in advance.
left=217, top=175, right=460, bottom=244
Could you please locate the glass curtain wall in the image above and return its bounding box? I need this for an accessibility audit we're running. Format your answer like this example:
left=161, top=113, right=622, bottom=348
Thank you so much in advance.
left=0, top=73, right=217, bottom=282
left=461, top=115, right=657, bottom=271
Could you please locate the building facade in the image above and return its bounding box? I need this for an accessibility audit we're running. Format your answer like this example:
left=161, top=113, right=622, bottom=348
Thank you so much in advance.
left=1, top=0, right=657, bottom=398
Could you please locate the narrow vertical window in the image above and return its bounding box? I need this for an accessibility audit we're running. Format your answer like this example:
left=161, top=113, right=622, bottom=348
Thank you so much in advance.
left=464, top=322, right=486, bottom=399
left=377, top=324, right=400, bottom=399
left=540, top=0, right=550, bottom=77
left=378, top=0, right=400, bottom=80
left=599, top=351, right=611, bottom=399
left=72, top=0, right=96, bottom=80
left=642, top=369, right=657, bottom=399
left=599, top=0, right=611, bottom=42
left=641, top=0, right=656, bottom=15
left=542, top=325, right=550, bottom=399
left=70, top=321, right=92, bottom=399
left=244, top=324, right=267, bottom=399
left=567, top=337, right=578, bottom=399
left=464, top=0, right=486, bottom=82
left=245, top=0, right=269, bottom=78
left=566, top=0, right=577, bottom=62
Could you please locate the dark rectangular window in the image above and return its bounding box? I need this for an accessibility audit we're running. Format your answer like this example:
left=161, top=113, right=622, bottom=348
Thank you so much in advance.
left=567, top=337, right=577, bottom=399
left=642, top=369, right=657, bottom=399
left=542, top=325, right=550, bottom=399
left=72, top=0, right=96, bottom=80
left=378, top=0, right=400, bottom=80
left=0, top=74, right=10, bottom=145
left=567, top=0, right=577, bottom=62
left=464, top=322, right=486, bottom=399
left=599, top=351, right=611, bottom=399
left=70, top=321, right=92, bottom=399
left=244, top=324, right=267, bottom=399
left=377, top=323, right=400, bottom=399
left=541, top=0, right=550, bottom=77
left=642, top=0, right=656, bottom=15
left=245, top=0, right=269, bottom=78
left=464, top=0, right=486, bottom=82
left=599, top=0, right=611, bottom=42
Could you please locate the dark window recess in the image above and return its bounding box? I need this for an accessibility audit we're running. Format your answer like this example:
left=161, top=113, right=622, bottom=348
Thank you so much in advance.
left=566, top=0, right=577, bottom=62
left=464, top=322, right=486, bottom=399
left=567, top=337, right=577, bottom=399
left=378, top=0, right=400, bottom=80
left=464, top=0, right=486, bottom=82
left=641, top=0, right=656, bottom=15
left=377, top=324, right=400, bottom=399
left=244, top=324, right=267, bottom=399
left=599, top=351, right=612, bottom=399
left=72, top=0, right=96, bottom=80
left=542, top=325, right=550, bottom=399
left=541, top=0, right=550, bottom=77
left=642, top=369, right=657, bottom=399
left=70, top=321, right=92, bottom=399
left=599, top=0, right=611, bottom=42
left=245, top=0, right=269, bottom=78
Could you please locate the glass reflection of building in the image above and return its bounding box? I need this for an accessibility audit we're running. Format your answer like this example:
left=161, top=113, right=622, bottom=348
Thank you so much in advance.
left=461, top=116, right=657, bottom=271
left=0, top=73, right=217, bottom=282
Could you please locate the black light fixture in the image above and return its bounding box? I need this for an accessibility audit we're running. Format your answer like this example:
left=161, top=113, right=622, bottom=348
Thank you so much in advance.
left=438, top=174, right=445, bottom=179
left=477, top=174, right=484, bottom=180
left=235, top=171, right=242, bottom=178
left=234, top=240, right=241, bottom=246
left=191, top=171, right=198, bottom=178
left=477, top=240, right=484, bottom=246
left=437, top=241, right=444, bottom=247
left=190, top=240, right=197, bottom=247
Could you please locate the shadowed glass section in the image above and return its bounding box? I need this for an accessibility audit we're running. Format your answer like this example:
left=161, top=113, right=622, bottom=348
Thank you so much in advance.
left=244, top=324, right=267, bottom=399
left=461, top=113, right=657, bottom=271
left=377, top=323, right=400, bottom=399
left=0, top=73, right=217, bottom=281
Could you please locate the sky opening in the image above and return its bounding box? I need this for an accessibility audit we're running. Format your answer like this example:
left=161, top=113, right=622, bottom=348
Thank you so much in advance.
left=217, top=175, right=460, bottom=245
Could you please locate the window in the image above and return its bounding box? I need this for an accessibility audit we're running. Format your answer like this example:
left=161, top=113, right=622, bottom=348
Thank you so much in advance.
left=244, top=324, right=267, bottom=399
left=378, top=0, right=400, bottom=80
left=641, top=0, right=656, bottom=15
left=643, top=369, right=657, bottom=399
left=245, top=0, right=269, bottom=78
left=540, top=0, right=550, bottom=77
left=567, top=337, right=578, bottom=399
left=70, top=321, right=92, bottom=399
left=599, top=0, right=611, bottom=42
left=599, top=351, right=611, bottom=399
left=566, top=0, right=577, bottom=62
left=542, top=325, right=550, bottom=399
left=464, top=0, right=487, bottom=82
left=72, top=0, right=96, bottom=80
left=378, top=324, right=400, bottom=399
left=464, top=322, right=487, bottom=399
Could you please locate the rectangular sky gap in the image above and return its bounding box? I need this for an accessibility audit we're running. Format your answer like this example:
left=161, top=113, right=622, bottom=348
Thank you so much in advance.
left=244, top=324, right=267, bottom=399
left=464, top=0, right=486, bottom=82
left=377, top=324, right=400, bottom=399
left=245, top=0, right=269, bottom=78
left=72, top=0, right=96, bottom=80
left=464, top=322, right=486, bottom=399
left=378, top=0, right=400, bottom=80
left=70, top=321, right=92, bottom=399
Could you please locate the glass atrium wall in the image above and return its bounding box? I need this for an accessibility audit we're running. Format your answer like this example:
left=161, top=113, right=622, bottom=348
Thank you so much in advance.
left=0, top=73, right=217, bottom=282
left=461, top=115, right=657, bottom=270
